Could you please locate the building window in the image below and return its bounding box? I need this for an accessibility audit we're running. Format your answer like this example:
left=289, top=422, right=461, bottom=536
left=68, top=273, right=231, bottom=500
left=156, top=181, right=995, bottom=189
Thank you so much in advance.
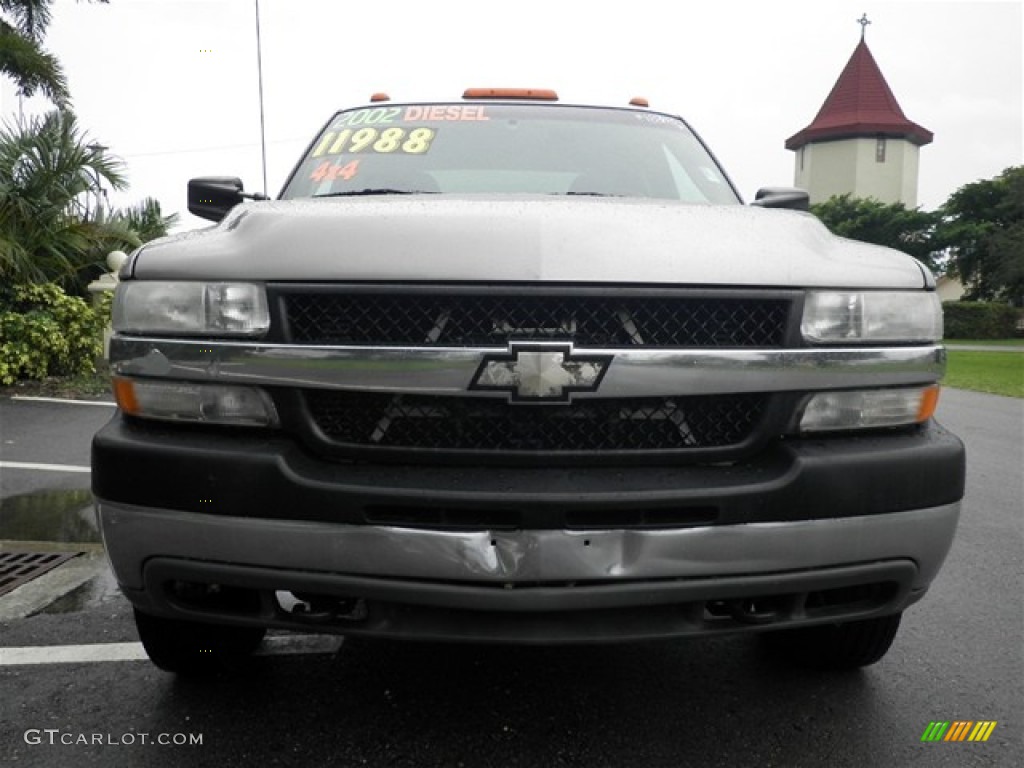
left=800, top=146, right=805, bottom=171
left=876, top=137, right=887, bottom=163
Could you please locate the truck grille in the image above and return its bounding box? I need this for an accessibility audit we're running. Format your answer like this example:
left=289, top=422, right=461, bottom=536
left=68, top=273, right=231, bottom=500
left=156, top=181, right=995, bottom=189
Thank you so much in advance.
left=282, top=291, right=791, bottom=347
left=304, top=391, right=766, bottom=454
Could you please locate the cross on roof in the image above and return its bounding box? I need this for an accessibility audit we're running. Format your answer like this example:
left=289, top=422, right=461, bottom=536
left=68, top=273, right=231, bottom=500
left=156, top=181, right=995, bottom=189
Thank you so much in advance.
left=857, top=13, right=871, bottom=40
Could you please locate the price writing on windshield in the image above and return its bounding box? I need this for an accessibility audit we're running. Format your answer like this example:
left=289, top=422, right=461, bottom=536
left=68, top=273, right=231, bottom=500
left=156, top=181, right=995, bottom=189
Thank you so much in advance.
left=310, top=127, right=436, bottom=158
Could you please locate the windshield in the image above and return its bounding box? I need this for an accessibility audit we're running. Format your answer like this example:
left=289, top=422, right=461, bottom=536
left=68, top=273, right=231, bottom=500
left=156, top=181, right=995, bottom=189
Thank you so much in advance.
left=280, top=103, right=740, bottom=204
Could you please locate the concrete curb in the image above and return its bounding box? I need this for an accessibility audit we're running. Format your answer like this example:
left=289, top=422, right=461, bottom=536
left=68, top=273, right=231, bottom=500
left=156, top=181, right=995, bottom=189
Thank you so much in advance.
left=0, top=551, right=110, bottom=621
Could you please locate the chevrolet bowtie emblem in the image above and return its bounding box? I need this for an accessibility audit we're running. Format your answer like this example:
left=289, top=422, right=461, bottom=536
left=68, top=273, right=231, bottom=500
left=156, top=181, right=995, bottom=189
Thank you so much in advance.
left=470, top=343, right=612, bottom=403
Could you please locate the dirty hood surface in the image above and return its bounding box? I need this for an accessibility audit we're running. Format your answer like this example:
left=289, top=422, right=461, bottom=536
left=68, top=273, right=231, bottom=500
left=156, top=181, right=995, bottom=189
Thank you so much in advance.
left=132, top=196, right=928, bottom=289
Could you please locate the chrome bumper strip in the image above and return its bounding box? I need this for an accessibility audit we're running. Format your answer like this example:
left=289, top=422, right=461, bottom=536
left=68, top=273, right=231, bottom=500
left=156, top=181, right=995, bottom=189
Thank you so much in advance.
left=110, top=338, right=945, bottom=397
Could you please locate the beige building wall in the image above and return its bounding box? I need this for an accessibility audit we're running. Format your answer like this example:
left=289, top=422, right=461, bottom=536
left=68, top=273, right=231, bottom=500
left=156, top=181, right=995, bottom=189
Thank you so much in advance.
left=936, top=275, right=966, bottom=303
left=795, top=137, right=921, bottom=207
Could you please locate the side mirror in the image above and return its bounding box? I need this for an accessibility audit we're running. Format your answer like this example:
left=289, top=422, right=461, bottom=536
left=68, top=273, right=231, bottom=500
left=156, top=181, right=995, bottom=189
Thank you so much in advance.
left=750, top=187, right=810, bottom=212
left=188, top=177, right=269, bottom=222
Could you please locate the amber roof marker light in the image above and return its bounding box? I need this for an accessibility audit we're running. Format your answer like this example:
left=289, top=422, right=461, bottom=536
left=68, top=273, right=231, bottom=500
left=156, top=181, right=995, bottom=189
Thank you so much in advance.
left=462, top=88, right=559, bottom=101
left=629, top=97, right=650, bottom=107
left=369, top=92, right=391, bottom=102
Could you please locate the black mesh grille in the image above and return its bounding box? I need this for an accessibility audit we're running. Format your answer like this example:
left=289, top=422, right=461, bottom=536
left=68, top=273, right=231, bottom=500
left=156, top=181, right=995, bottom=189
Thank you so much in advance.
left=305, top=391, right=766, bottom=453
left=283, top=293, right=790, bottom=347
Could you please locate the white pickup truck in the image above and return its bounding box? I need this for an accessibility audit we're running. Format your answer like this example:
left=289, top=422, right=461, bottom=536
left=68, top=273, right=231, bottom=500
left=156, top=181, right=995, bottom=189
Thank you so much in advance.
left=92, top=89, right=965, bottom=674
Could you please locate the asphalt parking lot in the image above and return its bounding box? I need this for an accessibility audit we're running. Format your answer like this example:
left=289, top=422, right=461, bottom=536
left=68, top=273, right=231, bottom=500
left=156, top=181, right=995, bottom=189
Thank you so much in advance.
left=0, top=389, right=1021, bottom=767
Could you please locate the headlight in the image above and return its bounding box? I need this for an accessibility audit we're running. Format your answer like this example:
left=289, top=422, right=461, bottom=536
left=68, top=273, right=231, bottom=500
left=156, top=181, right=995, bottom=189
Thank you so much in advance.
left=798, top=385, right=940, bottom=432
left=801, top=291, right=942, bottom=343
left=113, top=377, right=279, bottom=427
left=113, top=281, right=269, bottom=337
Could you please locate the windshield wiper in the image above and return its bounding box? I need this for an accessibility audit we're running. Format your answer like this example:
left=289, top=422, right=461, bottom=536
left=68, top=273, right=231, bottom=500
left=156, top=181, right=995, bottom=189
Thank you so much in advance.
left=313, top=189, right=436, bottom=198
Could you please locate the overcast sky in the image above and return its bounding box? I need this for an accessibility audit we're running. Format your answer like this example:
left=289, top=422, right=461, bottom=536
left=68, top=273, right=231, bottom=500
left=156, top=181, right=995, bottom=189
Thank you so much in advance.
left=2, top=0, right=1021, bottom=230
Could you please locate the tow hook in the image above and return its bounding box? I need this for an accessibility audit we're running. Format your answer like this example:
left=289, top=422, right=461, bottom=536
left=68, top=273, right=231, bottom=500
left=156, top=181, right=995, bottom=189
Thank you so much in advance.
left=728, top=597, right=784, bottom=625
left=281, top=594, right=368, bottom=624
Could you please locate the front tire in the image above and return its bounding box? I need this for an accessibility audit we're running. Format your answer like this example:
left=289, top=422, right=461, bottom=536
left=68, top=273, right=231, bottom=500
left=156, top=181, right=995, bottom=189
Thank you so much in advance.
left=761, top=613, right=902, bottom=669
left=134, top=609, right=266, bottom=675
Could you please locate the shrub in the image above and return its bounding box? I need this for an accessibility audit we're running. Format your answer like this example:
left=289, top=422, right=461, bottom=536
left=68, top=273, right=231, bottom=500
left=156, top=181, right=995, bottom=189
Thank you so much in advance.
left=942, top=301, right=1020, bottom=339
left=0, top=283, right=105, bottom=385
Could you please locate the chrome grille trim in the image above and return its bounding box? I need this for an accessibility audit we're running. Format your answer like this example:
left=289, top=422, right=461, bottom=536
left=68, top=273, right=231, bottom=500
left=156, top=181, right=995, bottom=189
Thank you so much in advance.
left=110, top=338, right=946, bottom=398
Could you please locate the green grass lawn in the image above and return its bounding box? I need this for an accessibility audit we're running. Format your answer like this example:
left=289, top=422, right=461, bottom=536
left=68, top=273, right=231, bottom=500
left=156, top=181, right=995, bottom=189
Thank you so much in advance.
left=944, top=338, right=1024, bottom=347
left=944, top=348, right=1024, bottom=398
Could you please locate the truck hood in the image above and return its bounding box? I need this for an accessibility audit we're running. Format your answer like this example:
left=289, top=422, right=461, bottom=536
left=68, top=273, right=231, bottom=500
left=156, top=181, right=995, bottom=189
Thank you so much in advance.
left=132, top=196, right=928, bottom=289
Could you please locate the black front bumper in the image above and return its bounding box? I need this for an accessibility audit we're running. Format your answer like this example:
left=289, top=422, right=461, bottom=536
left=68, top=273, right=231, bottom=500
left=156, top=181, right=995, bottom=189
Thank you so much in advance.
left=92, top=414, right=965, bottom=528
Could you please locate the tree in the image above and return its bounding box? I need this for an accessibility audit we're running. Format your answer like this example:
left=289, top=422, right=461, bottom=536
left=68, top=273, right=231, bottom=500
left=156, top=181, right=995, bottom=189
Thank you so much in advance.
left=937, top=166, right=1024, bottom=306
left=0, top=0, right=108, bottom=108
left=810, top=194, right=940, bottom=270
left=0, top=109, right=137, bottom=289
left=108, top=196, right=179, bottom=244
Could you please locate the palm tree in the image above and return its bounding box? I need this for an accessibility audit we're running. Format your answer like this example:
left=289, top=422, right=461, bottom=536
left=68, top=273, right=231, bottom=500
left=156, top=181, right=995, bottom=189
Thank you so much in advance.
left=0, top=0, right=108, bottom=108
left=0, top=109, right=137, bottom=288
left=108, top=196, right=179, bottom=243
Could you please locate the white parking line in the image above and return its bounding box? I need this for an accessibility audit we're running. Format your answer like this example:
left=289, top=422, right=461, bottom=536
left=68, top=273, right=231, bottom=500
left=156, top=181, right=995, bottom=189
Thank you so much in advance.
left=0, top=635, right=343, bottom=666
left=0, top=461, right=91, bottom=474
left=10, top=396, right=115, bottom=407
left=0, top=642, right=149, bottom=665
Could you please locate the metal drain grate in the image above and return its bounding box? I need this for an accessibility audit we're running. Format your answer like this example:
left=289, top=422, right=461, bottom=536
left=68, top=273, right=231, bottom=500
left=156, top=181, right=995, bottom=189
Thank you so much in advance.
left=0, top=552, right=81, bottom=597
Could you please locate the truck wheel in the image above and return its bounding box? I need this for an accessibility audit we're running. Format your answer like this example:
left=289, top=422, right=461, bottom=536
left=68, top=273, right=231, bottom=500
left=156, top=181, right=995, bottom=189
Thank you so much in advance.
left=133, top=608, right=266, bottom=675
left=762, top=613, right=902, bottom=669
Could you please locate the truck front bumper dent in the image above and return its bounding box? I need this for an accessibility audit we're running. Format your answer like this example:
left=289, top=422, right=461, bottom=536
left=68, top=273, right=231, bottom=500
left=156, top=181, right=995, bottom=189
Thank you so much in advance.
left=93, top=414, right=963, bottom=642
left=95, top=498, right=960, bottom=643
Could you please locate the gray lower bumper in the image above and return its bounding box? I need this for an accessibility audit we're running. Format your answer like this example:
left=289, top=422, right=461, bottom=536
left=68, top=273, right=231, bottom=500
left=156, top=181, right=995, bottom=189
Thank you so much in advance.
left=96, top=500, right=959, bottom=642
left=97, top=500, right=959, bottom=589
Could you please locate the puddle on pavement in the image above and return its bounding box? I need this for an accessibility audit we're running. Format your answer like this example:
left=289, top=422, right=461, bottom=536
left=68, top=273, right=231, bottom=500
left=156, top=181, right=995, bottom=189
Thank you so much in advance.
left=0, top=491, right=120, bottom=613
left=0, top=489, right=101, bottom=544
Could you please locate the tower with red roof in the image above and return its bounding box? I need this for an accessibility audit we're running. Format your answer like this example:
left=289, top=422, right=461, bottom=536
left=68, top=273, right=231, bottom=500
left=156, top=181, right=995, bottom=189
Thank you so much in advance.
left=786, top=16, right=932, bottom=207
